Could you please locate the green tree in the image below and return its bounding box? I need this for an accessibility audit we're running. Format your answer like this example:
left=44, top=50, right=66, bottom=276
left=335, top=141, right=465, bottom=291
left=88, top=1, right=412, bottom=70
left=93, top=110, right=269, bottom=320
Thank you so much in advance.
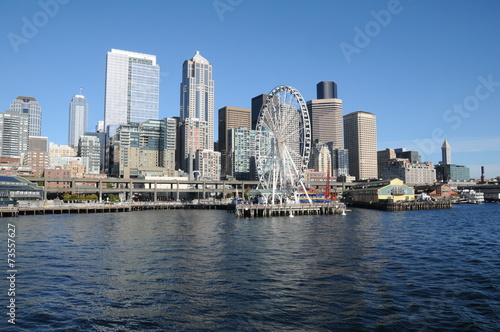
left=84, top=194, right=98, bottom=201
left=62, top=193, right=78, bottom=201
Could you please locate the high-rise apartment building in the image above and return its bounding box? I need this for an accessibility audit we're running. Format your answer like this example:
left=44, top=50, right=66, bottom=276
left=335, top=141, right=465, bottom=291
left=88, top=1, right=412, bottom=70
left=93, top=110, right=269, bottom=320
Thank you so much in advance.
left=104, top=49, right=160, bottom=136
left=114, top=119, right=175, bottom=177
left=343, top=111, right=378, bottom=180
left=10, top=96, right=42, bottom=136
left=78, top=135, right=102, bottom=174
left=195, top=149, right=221, bottom=181
left=179, top=118, right=209, bottom=176
left=0, top=111, right=29, bottom=158
left=68, top=95, right=88, bottom=147
left=24, top=136, right=50, bottom=177
left=180, top=51, right=214, bottom=150
left=218, top=106, right=251, bottom=175
left=83, top=132, right=106, bottom=173
left=307, top=81, right=343, bottom=149
left=442, top=139, right=451, bottom=165
left=227, top=127, right=259, bottom=180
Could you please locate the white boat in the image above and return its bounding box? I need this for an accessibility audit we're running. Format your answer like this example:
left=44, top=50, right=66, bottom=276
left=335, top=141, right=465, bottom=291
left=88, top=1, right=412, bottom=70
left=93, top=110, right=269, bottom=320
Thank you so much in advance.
left=459, top=189, right=485, bottom=204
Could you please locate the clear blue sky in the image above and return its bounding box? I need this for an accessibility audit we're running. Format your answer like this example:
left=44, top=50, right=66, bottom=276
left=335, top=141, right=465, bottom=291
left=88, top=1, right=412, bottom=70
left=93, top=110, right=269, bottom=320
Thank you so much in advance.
left=1, top=0, right=499, bottom=178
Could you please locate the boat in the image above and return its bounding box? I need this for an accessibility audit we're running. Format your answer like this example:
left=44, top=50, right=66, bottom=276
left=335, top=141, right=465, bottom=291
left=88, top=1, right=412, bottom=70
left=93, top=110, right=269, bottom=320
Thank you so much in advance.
left=458, top=189, right=485, bottom=204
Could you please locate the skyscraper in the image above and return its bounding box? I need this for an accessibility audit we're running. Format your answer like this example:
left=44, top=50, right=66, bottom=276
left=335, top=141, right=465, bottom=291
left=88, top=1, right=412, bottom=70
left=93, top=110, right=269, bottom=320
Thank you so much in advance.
left=180, top=51, right=214, bottom=150
left=68, top=94, right=88, bottom=147
left=10, top=96, right=42, bottom=136
left=307, top=81, right=343, bottom=149
left=251, top=94, right=268, bottom=130
left=0, top=111, right=29, bottom=158
left=104, top=49, right=160, bottom=136
left=218, top=106, right=251, bottom=175
left=343, top=111, right=378, bottom=180
left=442, top=139, right=451, bottom=165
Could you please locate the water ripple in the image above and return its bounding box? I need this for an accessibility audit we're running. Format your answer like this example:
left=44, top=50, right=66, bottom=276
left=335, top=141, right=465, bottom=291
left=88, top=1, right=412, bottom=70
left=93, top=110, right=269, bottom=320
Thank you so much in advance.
left=6, top=204, right=499, bottom=331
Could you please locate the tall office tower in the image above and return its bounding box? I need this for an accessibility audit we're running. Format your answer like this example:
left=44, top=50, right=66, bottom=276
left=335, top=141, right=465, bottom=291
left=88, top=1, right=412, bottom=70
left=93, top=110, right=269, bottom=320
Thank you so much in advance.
left=307, top=81, right=343, bottom=149
left=104, top=49, right=160, bottom=136
left=24, top=136, right=50, bottom=176
left=10, top=96, right=42, bottom=136
left=442, top=139, right=451, bottom=165
left=68, top=95, right=89, bottom=147
left=317, top=81, right=338, bottom=99
left=180, top=51, right=214, bottom=150
left=0, top=111, right=29, bottom=157
left=218, top=106, right=251, bottom=175
left=343, top=111, right=378, bottom=180
left=251, top=94, right=268, bottom=130
left=78, top=135, right=101, bottom=174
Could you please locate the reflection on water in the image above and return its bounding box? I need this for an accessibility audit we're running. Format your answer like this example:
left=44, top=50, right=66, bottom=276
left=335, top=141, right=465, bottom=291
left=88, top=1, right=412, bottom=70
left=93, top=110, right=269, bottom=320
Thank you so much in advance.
left=9, top=204, right=500, bottom=330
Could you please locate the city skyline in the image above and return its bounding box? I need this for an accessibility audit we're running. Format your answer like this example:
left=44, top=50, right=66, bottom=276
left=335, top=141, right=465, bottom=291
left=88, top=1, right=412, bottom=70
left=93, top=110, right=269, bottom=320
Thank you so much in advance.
left=1, top=1, right=499, bottom=178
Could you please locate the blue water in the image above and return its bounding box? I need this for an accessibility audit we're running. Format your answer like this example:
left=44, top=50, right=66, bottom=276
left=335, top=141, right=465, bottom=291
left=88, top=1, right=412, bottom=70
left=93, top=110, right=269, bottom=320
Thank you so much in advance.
left=2, top=204, right=499, bottom=331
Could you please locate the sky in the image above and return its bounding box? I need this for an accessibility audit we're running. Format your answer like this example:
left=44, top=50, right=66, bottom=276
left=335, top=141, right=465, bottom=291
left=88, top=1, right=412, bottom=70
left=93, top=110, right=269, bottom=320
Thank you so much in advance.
left=1, top=0, right=499, bottom=178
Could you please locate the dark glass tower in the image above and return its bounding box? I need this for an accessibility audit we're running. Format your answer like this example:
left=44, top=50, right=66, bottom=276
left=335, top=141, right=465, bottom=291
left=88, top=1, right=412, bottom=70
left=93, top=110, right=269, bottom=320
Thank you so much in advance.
left=317, top=81, right=338, bottom=99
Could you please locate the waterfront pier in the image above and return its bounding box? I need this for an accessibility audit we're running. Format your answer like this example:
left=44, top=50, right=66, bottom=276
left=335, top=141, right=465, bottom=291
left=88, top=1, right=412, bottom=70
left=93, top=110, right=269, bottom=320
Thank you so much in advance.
left=232, top=203, right=348, bottom=218
left=0, top=201, right=229, bottom=218
left=347, top=201, right=452, bottom=211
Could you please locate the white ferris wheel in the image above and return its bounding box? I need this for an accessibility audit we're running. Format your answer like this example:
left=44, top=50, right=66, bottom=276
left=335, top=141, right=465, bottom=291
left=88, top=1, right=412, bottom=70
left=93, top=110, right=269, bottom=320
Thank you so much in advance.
left=255, top=86, right=312, bottom=204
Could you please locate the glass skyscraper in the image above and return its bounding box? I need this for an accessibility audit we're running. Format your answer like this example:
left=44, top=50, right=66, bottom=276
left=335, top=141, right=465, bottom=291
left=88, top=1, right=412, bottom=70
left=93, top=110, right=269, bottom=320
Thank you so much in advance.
left=10, top=96, right=42, bottom=137
left=104, top=49, right=160, bottom=136
left=68, top=95, right=88, bottom=147
left=180, top=51, right=214, bottom=150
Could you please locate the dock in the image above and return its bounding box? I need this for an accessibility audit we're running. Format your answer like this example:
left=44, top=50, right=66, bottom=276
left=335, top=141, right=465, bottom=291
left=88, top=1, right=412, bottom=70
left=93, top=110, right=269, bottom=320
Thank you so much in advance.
left=347, top=201, right=452, bottom=211
left=231, top=203, right=348, bottom=218
left=0, top=201, right=229, bottom=218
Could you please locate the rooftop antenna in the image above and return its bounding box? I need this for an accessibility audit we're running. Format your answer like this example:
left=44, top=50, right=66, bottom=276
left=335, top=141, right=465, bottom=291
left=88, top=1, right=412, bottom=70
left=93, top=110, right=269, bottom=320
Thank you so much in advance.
left=79, top=87, right=84, bottom=95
